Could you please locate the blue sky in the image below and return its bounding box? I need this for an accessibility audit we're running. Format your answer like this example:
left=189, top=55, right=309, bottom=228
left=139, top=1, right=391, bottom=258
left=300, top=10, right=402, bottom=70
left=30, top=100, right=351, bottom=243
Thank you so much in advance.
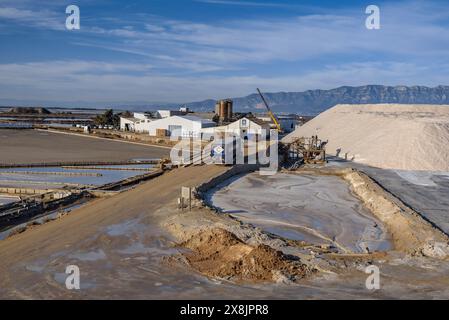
left=0, top=0, right=449, bottom=106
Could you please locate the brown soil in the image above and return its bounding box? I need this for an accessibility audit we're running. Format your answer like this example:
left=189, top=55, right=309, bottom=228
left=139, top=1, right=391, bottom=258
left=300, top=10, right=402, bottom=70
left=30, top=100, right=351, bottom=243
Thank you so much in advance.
left=180, top=228, right=311, bottom=283
left=0, top=165, right=229, bottom=294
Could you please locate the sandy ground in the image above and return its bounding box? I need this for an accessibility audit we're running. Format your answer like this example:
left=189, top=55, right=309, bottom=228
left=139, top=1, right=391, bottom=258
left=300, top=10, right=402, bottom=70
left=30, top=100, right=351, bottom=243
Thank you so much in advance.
left=1, top=163, right=449, bottom=298
left=163, top=168, right=449, bottom=299
left=283, top=104, right=449, bottom=171
left=0, top=165, right=228, bottom=299
left=0, top=129, right=169, bottom=164
left=1, top=125, right=449, bottom=298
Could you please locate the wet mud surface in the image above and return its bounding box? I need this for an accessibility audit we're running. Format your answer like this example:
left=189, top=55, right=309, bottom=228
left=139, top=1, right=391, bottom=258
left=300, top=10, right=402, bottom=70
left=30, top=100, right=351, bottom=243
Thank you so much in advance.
left=206, top=173, right=391, bottom=253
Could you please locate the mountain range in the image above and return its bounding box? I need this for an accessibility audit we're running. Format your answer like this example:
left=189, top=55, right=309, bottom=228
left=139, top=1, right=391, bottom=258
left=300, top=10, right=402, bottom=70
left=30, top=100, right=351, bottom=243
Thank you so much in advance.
left=2, top=85, right=449, bottom=115
left=183, top=85, right=449, bottom=115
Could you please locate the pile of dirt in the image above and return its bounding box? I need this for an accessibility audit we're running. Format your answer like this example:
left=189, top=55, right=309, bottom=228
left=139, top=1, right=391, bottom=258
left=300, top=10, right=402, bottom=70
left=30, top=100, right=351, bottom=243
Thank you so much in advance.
left=283, top=104, right=449, bottom=171
left=180, top=228, right=311, bottom=283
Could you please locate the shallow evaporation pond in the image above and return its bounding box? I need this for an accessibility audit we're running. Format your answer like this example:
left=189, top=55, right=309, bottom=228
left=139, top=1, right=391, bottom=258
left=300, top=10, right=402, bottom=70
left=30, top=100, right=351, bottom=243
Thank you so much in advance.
left=0, top=164, right=154, bottom=187
left=206, top=172, right=392, bottom=253
left=0, top=199, right=89, bottom=239
left=0, top=195, right=20, bottom=205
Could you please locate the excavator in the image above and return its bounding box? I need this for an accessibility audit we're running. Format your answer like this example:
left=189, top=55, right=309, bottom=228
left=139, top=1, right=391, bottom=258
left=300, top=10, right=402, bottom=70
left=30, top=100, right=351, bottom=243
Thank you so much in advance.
left=256, top=88, right=283, bottom=133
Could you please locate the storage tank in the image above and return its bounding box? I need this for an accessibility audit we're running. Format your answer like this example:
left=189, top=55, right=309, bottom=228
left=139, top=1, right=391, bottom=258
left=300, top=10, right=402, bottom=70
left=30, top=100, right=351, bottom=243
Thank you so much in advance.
left=226, top=100, right=233, bottom=120
left=215, top=102, right=220, bottom=115
left=215, top=99, right=234, bottom=122
left=219, top=100, right=227, bottom=120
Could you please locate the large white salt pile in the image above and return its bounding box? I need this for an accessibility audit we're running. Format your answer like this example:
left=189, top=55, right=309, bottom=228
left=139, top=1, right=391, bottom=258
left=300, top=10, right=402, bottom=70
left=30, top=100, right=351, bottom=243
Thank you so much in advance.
left=283, top=104, right=449, bottom=171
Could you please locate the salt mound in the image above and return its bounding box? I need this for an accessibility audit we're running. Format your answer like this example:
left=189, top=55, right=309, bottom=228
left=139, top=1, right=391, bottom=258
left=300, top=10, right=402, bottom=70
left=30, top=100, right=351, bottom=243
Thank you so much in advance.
left=283, top=104, right=449, bottom=171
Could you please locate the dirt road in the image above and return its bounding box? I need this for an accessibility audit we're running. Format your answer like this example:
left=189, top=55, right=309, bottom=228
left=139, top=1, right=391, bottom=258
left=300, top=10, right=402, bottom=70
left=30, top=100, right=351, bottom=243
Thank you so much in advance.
left=0, top=165, right=228, bottom=298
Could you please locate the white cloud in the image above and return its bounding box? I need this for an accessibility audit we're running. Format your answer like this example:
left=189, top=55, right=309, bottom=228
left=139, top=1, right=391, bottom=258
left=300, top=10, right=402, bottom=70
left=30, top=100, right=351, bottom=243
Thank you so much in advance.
left=194, top=0, right=301, bottom=8
left=1, top=0, right=449, bottom=102
left=67, top=0, right=449, bottom=75
left=0, top=60, right=448, bottom=104
left=0, top=6, right=65, bottom=30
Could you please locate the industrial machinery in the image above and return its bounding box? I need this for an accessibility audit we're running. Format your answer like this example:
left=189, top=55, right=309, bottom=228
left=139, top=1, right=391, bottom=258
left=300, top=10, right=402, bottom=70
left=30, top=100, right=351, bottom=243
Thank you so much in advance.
left=256, top=88, right=282, bottom=133
left=287, top=135, right=327, bottom=165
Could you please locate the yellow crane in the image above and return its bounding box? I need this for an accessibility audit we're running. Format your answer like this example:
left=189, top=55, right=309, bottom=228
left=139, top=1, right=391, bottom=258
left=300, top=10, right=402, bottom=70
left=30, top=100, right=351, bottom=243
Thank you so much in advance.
left=257, top=88, right=282, bottom=133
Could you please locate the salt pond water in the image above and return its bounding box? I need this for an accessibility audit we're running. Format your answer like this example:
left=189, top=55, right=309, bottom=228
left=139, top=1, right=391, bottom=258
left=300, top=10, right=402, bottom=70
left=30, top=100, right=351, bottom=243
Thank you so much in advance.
left=0, top=164, right=155, bottom=188
left=206, top=172, right=391, bottom=253
left=0, top=195, right=20, bottom=205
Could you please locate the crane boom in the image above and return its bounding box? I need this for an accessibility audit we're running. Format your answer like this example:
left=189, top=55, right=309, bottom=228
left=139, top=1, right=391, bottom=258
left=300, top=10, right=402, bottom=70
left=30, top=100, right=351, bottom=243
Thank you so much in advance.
left=257, top=88, right=282, bottom=133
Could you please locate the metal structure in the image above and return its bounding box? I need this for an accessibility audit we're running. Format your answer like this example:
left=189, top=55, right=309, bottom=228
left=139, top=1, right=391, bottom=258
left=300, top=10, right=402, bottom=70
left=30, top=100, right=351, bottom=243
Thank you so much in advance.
left=287, top=135, right=327, bottom=164
left=256, top=88, right=282, bottom=133
left=215, top=99, right=233, bottom=123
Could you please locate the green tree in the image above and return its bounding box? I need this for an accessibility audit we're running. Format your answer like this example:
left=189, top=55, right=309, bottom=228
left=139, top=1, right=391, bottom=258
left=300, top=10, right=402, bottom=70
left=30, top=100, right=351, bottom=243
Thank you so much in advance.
left=94, top=109, right=115, bottom=126
left=121, top=110, right=133, bottom=118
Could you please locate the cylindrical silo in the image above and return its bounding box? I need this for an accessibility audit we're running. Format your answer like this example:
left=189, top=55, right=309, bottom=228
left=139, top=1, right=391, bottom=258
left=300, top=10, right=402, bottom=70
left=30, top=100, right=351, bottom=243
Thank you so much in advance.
left=219, top=100, right=227, bottom=120
left=226, top=100, right=233, bottom=120
left=215, top=102, right=220, bottom=115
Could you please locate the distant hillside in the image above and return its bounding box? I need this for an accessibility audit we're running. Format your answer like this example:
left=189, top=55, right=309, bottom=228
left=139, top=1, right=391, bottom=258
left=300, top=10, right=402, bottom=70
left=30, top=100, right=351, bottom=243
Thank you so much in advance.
left=2, top=85, right=449, bottom=115
left=184, top=85, right=449, bottom=115
left=7, top=107, right=51, bottom=115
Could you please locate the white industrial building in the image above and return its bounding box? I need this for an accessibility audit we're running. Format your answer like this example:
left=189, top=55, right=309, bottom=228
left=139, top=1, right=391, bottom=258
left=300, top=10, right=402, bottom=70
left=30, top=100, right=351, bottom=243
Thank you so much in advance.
left=120, top=111, right=274, bottom=140
left=225, top=117, right=270, bottom=138
left=154, top=109, right=186, bottom=119
left=120, top=112, right=153, bottom=133
left=120, top=109, right=188, bottom=133
left=203, top=117, right=271, bottom=139
left=147, top=115, right=216, bottom=138
left=120, top=116, right=138, bottom=132
left=257, top=114, right=300, bottom=133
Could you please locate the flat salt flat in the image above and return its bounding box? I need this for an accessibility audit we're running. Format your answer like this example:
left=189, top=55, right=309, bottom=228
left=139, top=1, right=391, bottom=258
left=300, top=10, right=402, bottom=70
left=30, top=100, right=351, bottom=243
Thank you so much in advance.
left=0, top=129, right=169, bottom=165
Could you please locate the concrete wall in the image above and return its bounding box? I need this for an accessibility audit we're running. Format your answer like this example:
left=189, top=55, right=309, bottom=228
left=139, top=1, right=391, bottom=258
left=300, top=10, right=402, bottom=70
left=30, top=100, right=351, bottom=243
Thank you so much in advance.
left=134, top=119, right=153, bottom=133
left=0, top=187, right=53, bottom=195
left=196, top=164, right=259, bottom=195
left=278, top=118, right=299, bottom=133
